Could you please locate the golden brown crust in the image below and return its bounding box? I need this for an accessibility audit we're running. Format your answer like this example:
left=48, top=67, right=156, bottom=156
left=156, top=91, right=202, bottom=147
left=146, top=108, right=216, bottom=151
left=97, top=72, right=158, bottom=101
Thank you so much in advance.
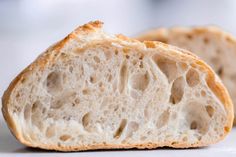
left=12, top=140, right=212, bottom=152
left=1, top=22, right=234, bottom=151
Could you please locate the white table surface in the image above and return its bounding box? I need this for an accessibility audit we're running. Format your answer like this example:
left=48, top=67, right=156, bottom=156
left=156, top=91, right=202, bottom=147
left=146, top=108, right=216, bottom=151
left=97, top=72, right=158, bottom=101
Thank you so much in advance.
left=1, top=0, right=236, bottom=156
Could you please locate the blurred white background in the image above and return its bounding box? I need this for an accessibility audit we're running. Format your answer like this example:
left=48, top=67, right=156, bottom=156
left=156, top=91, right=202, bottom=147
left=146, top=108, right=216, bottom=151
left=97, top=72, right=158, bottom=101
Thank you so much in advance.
left=1, top=0, right=236, bottom=155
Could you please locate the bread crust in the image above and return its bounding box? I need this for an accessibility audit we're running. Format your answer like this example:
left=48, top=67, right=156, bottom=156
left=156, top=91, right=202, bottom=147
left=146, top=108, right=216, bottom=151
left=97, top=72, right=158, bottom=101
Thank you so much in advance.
left=1, top=21, right=234, bottom=151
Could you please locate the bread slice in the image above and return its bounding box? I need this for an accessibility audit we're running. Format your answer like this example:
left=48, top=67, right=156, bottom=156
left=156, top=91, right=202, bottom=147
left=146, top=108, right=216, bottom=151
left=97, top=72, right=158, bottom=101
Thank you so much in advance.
left=2, top=21, right=233, bottom=151
left=136, top=26, right=236, bottom=124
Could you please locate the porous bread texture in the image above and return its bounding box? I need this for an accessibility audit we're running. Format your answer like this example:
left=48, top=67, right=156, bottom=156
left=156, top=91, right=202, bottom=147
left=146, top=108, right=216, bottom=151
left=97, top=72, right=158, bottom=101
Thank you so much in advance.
left=2, top=21, right=234, bottom=151
left=136, top=27, right=236, bottom=124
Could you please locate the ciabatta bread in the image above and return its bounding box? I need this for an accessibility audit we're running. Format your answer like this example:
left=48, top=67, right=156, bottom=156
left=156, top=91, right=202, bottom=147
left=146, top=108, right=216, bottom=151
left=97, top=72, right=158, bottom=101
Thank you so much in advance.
left=136, top=26, right=236, bottom=124
left=2, top=21, right=234, bottom=151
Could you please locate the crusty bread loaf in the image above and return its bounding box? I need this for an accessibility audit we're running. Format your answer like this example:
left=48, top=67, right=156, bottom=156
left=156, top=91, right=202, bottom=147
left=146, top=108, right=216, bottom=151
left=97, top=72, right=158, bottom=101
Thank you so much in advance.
left=2, top=21, right=234, bottom=151
left=136, top=26, right=236, bottom=124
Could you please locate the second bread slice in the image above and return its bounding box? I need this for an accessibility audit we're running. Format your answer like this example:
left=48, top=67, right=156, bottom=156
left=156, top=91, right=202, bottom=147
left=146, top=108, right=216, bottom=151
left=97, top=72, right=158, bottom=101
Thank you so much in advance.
left=137, top=26, right=236, bottom=124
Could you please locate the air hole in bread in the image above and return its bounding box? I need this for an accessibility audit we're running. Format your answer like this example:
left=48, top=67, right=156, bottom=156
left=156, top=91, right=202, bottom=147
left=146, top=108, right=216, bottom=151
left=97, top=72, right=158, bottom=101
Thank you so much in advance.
left=171, top=141, right=178, bottom=145
left=69, top=66, right=73, bottom=73
left=63, top=115, right=72, bottom=121
left=114, top=119, right=127, bottom=139
left=82, top=112, right=91, bottom=131
left=126, top=121, right=139, bottom=138
left=51, top=99, right=63, bottom=109
left=139, top=55, right=144, bottom=61
left=217, top=66, right=223, bottom=77
left=198, top=136, right=202, bottom=141
left=99, top=116, right=106, bottom=124
left=104, top=50, right=112, bottom=59
left=46, top=71, right=63, bottom=95
left=190, top=121, right=198, bottom=129
left=115, top=49, right=118, bottom=55
left=42, top=107, right=47, bottom=114
left=112, top=105, right=119, bottom=112
left=132, top=60, right=138, bottom=66
left=186, top=68, right=200, bottom=87
left=24, top=104, right=31, bottom=120
left=14, top=106, right=21, bottom=113
left=147, top=131, right=152, bottom=135
left=129, top=72, right=149, bottom=91
left=156, top=110, right=170, bottom=128
left=98, top=82, right=105, bottom=92
left=203, top=37, right=209, bottom=44
left=119, top=62, right=128, bottom=93
left=144, top=106, right=150, bottom=120
left=169, top=77, right=185, bottom=104
left=89, top=75, right=96, bottom=83
left=186, top=34, right=193, bottom=40
left=59, top=135, right=71, bottom=141
left=201, top=90, right=206, bottom=97
left=99, top=82, right=103, bottom=87
left=15, top=92, right=20, bottom=99
left=206, top=105, right=214, bottom=118
left=51, top=92, right=76, bottom=109
left=108, top=74, right=112, bottom=82
left=46, top=125, right=56, bottom=138
left=153, top=54, right=177, bottom=82
left=82, top=89, right=90, bottom=95
left=31, top=101, right=44, bottom=131
left=93, top=56, right=100, bottom=63
left=139, top=61, right=144, bottom=68
left=140, top=136, right=147, bottom=141
left=31, top=101, right=43, bottom=114
left=102, top=109, right=108, bottom=115
left=74, top=98, right=80, bottom=104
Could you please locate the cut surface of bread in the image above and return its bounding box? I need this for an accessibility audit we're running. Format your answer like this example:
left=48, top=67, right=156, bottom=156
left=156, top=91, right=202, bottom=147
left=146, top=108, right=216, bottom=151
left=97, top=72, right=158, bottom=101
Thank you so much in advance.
left=136, top=26, right=236, bottom=124
left=2, top=21, right=234, bottom=151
